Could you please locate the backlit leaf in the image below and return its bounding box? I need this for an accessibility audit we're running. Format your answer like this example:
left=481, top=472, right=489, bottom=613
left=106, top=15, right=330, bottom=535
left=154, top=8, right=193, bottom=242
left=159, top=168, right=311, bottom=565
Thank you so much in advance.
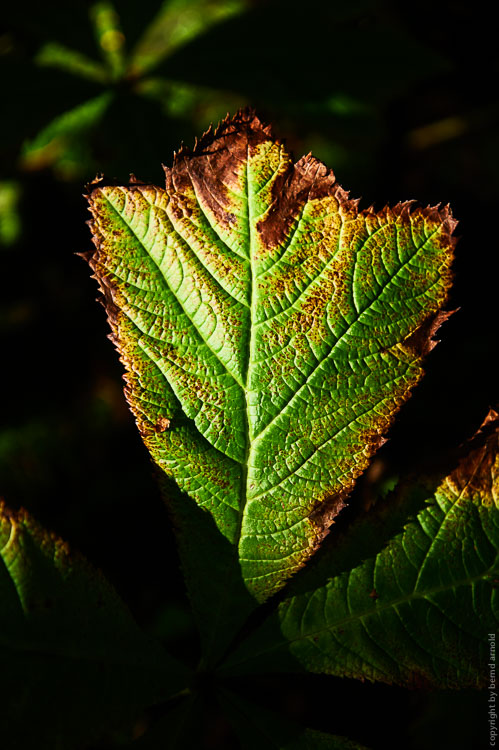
left=86, top=111, right=455, bottom=644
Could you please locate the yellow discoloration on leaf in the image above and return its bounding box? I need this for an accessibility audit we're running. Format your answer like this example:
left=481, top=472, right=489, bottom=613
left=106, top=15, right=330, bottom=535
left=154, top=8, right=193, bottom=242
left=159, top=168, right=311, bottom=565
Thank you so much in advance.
left=86, top=111, right=456, bottom=602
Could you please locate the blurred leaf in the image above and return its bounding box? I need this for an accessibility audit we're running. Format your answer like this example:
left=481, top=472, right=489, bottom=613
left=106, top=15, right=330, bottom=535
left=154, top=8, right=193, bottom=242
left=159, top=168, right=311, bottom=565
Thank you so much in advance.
left=159, top=0, right=450, bottom=105
left=129, top=0, right=248, bottom=76
left=36, top=41, right=109, bottom=83
left=90, top=1, right=127, bottom=79
left=0, top=58, right=101, bottom=167
left=0, top=181, right=21, bottom=246
left=21, top=93, right=113, bottom=179
left=137, top=76, right=246, bottom=129
left=4, top=0, right=252, bottom=183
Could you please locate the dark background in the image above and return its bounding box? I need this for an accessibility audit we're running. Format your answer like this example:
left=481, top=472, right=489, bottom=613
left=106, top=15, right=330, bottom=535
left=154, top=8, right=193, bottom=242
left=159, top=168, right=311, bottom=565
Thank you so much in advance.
left=1, top=1, right=497, bottom=747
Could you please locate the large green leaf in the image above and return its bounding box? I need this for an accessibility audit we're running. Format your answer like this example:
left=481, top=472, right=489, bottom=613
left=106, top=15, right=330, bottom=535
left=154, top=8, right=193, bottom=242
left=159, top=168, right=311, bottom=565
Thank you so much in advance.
left=86, top=111, right=454, bottom=651
left=0, top=500, right=189, bottom=748
left=221, top=413, right=499, bottom=687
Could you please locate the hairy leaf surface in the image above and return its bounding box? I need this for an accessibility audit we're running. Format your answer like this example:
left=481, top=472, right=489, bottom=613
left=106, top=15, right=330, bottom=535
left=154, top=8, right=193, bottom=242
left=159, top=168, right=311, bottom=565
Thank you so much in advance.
left=0, top=501, right=189, bottom=748
left=86, top=111, right=454, bottom=619
left=222, top=414, right=499, bottom=687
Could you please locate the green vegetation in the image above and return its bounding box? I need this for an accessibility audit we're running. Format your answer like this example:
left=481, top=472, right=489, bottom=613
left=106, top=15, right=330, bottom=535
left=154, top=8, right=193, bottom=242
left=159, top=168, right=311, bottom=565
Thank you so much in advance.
left=1, top=2, right=497, bottom=748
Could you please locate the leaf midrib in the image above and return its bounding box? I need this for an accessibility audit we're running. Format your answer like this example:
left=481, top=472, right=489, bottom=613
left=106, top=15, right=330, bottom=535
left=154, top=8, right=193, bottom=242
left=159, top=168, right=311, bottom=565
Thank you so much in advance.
left=236, top=146, right=254, bottom=545
left=192, top=149, right=256, bottom=659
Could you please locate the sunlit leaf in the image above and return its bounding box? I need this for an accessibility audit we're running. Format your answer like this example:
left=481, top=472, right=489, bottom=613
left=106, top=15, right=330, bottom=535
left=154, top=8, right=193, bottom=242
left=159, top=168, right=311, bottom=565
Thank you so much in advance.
left=86, top=112, right=455, bottom=660
left=222, top=413, right=499, bottom=688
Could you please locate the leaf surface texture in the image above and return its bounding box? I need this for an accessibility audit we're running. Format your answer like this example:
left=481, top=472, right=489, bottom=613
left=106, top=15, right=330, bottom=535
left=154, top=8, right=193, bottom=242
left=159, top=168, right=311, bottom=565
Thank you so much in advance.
left=87, top=111, right=455, bottom=630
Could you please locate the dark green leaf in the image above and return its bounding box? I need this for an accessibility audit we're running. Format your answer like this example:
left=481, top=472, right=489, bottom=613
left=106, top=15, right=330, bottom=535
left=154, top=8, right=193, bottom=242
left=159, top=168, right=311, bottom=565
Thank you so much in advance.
left=0, top=501, right=190, bottom=748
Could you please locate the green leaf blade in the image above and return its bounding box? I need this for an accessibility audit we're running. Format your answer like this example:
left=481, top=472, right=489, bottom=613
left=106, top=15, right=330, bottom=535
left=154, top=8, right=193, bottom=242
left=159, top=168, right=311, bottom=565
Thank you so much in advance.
left=222, top=415, right=499, bottom=688
left=87, top=111, right=455, bottom=615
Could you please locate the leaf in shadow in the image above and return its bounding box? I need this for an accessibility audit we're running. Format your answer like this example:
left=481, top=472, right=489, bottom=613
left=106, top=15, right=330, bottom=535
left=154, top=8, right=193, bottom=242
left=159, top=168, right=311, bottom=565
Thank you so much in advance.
left=0, top=500, right=190, bottom=749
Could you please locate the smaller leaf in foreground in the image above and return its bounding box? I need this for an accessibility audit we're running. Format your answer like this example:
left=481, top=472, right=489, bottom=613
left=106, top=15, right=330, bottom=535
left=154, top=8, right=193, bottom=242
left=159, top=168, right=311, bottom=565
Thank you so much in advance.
left=0, top=500, right=189, bottom=749
left=219, top=689, right=369, bottom=750
left=222, top=413, right=499, bottom=688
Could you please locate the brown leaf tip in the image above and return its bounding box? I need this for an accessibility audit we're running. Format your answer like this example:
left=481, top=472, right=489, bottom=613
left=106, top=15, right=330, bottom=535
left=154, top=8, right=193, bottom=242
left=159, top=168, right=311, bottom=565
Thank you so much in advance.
left=450, top=409, right=499, bottom=503
left=172, top=108, right=278, bottom=165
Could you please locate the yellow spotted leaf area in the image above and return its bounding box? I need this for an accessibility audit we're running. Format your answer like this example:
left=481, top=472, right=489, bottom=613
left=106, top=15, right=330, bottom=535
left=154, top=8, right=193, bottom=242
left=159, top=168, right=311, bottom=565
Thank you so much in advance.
left=87, top=111, right=455, bottom=604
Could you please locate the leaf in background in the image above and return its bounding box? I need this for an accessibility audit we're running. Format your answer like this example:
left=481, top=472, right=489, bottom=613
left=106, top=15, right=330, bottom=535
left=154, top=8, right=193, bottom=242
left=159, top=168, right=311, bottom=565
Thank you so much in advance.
left=160, top=0, right=449, bottom=107
left=219, top=689, right=370, bottom=749
left=86, top=111, right=455, bottom=657
left=222, top=412, right=499, bottom=688
left=21, top=92, right=113, bottom=178
left=35, top=41, right=109, bottom=83
left=90, top=1, right=127, bottom=79
left=0, top=181, right=21, bottom=247
left=128, top=0, right=248, bottom=77
left=4, top=0, right=249, bottom=181
left=0, top=500, right=190, bottom=749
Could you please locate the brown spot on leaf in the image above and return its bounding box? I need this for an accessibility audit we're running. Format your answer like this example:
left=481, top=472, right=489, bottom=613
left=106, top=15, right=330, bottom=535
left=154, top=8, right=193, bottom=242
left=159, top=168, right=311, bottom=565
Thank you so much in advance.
left=155, top=417, right=171, bottom=432
left=164, top=109, right=272, bottom=235
left=257, top=155, right=351, bottom=251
